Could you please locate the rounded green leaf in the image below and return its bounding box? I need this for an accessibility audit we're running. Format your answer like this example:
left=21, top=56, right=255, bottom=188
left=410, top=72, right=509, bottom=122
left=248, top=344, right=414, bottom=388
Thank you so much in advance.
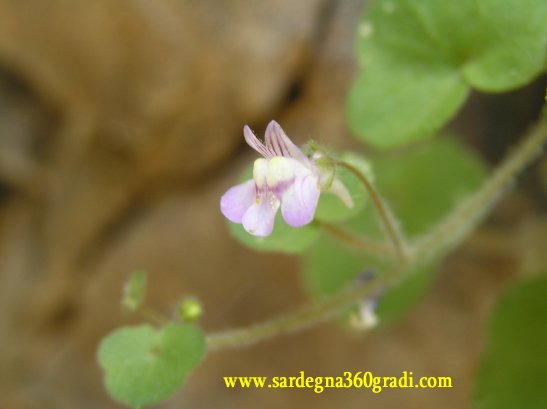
left=98, top=324, right=206, bottom=408
left=348, top=64, right=468, bottom=148
left=349, top=0, right=547, bottom=147
left=461, top=0, right=547, bottom=92
left=474, top=275, right=547, bottom=409
left=304, top=137, right=486, bottom=324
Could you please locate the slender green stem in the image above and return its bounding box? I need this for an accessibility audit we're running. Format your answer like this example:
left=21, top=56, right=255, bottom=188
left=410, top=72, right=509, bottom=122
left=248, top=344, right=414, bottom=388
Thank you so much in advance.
left=336, top=161, right=408, bottom=262
left=318, top=220, right=395, bottom=256
left=206, top=117, right=547, bottom=351
left=409, top=118, right=547, bottom=263
left=206, top=272, right=393, bottom=350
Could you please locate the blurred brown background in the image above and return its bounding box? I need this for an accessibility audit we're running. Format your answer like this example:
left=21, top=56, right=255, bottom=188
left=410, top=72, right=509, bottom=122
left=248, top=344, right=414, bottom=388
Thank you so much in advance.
left=0, top=1, right=545, bottom=408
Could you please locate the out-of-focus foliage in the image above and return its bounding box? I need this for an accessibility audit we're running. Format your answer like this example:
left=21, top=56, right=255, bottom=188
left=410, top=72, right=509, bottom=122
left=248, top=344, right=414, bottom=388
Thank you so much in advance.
left=348, top=0, right=547, bottom=147
left=98, top=324, right=206, bottom=408
left=304, top=137, right=487, bottom=324
left=121, top=270, right=147, bottom=314
left=474, top=274, right=547, bottom=409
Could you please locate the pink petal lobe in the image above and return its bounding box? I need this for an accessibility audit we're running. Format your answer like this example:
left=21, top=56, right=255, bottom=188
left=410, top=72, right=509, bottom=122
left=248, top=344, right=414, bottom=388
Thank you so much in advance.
left=265, top=120, right=309, bottom=163
left=243, top=125, right=272, bottom=158
left=280, top=175, right=320, bottom=227
left=242, top=193, right=280, bottom=237
left=220, top=180, right=256, bottom=223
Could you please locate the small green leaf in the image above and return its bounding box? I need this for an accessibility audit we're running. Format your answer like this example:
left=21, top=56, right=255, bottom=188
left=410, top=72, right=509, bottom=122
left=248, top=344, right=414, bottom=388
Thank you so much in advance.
left=348, top=0, right=547, bottom=147
left=304, top=137, right=486, bottom=324
left=121, top=270, right=147, bottom=314
left=474, top=275, right=547, bottom=409
left=98, top=324, right=206, bottom=408
left=228, top=213, right=320, bottom=254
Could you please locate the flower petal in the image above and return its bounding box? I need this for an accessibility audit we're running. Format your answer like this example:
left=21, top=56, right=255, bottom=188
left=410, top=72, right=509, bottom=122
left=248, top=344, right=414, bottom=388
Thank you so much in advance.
left=243, top=125, right=272, bottom=158
left=242, top=193, right=280, bottom=237
left=266, top=157, right=309, bottom=193
left=350, top=299, right=379, bottom=330
left=220, top=180, right=256, bottom=223
left=253, top=158, right=268, bottom=189
left=280, top=175, right=320, bottom=227
left=265, top=120, right=309, bottom=163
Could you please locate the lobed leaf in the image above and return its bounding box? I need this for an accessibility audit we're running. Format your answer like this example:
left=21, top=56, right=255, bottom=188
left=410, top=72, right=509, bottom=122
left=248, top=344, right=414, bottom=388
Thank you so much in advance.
left=98, top=324, right=206, bottom=408
left=348, top=0, right=547, bottom=147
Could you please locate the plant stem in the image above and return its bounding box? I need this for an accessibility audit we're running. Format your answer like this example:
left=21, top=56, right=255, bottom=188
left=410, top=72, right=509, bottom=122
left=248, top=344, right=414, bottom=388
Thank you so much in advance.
left=318, top=221, right=395, bottom=256
left=336, top=161, right=408, bottom=262
left=206, top=273, right=392, bottom=351
left=410, top=117, right=547, bottom=263
left=206, top=117, right=547, bottom=351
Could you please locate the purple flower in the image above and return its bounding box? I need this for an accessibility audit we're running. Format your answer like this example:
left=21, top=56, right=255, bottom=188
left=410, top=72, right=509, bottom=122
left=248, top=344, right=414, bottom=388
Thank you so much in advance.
left=221, top=120, right=353, bottom=237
